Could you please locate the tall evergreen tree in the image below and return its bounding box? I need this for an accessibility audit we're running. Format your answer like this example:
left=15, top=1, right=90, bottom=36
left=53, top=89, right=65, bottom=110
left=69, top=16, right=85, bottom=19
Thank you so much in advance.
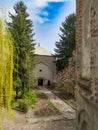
left=8, top=1, right=35, bottom=99
left=55, top=13, right=76, bottom=71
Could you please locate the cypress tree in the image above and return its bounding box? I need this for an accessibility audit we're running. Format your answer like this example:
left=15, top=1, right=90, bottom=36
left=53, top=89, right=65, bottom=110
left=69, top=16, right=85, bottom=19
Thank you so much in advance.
left=9, top=1, right=35, bottom=99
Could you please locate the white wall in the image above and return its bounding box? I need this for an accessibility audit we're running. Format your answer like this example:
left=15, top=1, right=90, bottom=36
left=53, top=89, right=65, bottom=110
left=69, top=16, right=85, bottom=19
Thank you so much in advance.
left=33, top=62, right=52, bottom=85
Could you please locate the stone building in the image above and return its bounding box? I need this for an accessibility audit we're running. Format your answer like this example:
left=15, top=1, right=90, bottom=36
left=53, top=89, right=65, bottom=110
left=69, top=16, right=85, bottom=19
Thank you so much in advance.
left=33, top=45, right=56, bottom=86
left=76, top=0, right=98, bottom=130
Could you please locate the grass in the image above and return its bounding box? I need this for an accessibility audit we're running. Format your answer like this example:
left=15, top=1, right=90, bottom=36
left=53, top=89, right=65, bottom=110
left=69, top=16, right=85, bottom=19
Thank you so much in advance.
left=63, top=99, right=76, bottom=110
left=35, top=88, right=61, bottom=113
left=46, top=99, right=60, bottom=112
left=46, top=85, right=76, bottom=109
left=37, top=90, right=47, bottom=99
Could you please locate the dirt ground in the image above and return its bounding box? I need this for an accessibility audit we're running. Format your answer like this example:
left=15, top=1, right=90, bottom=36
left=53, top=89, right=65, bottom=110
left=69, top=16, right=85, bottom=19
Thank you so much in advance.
left=2, top=110, right=76, bottom=130
left=32, top=88, right=61, bottom=117
left=46, top=86, right=76, bottom=109
left=2, top=88, right=76, bottom=130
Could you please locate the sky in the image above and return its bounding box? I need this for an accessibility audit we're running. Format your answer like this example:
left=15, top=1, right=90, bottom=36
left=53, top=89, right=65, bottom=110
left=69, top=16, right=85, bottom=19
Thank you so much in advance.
left=0, top=0, right=76, bottom=53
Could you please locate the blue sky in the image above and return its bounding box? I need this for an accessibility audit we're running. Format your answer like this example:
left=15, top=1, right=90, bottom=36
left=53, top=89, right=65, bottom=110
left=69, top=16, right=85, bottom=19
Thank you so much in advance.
left=0, top=0, right=76, bottom=53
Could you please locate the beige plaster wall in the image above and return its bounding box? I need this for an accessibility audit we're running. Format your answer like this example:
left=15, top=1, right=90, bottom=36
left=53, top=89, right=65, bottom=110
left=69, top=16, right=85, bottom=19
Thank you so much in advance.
left=33, top=62, right=52, bottom=83
left=33, top=55, right=56, bottom=85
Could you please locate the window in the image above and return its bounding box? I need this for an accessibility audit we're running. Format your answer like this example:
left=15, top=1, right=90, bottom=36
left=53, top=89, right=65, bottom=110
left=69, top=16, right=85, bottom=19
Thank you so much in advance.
left=39, top=69, right=42, bottom=72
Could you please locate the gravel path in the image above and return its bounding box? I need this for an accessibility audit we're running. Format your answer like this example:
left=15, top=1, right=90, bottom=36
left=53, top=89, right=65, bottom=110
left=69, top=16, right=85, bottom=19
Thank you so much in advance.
left=40, top=87, right=76, bottom=119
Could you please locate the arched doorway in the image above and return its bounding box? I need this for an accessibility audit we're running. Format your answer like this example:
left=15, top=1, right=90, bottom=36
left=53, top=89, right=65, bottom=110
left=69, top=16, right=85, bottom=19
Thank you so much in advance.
left=38, top=78, right=43, bottom=86
left=33, top=62, right=53, bottom=86
left=81, top=121, right=89, bottom=130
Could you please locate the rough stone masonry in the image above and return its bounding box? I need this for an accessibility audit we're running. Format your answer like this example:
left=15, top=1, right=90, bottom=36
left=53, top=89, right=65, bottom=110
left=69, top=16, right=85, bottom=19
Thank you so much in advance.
left=76, top=0, right=98, bottom=130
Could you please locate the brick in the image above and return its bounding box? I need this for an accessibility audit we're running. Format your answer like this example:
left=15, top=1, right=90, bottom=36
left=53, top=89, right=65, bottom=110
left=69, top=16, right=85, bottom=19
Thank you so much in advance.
left=90, top=66, right=95, bottom=70
left=95, top=82, right=98, bottom=85
left=94, top=77, right=98, bottom=81
left=95, top=87, right=98, bottom=91
left=95, top=93, right=98, bottom=97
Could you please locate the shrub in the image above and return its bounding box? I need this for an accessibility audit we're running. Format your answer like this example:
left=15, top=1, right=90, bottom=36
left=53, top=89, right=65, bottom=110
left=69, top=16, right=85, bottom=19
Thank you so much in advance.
left=12, top=89, right=37, bottom=113
left=55, top=50, right=76, bottom=96
left=22, top=90, right=37, bottom=106
left=18, top=100, right=29, bottom=113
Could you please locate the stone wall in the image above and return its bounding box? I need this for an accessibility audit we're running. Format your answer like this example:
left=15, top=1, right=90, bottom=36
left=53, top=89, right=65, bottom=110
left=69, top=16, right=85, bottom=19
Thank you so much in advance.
left=76, top=0, right=98, bottom=130
left=33, top=55, right=56, bottom=85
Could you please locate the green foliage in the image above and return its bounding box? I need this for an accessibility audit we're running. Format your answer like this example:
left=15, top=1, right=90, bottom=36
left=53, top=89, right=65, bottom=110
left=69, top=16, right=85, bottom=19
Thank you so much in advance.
left=22, top=90, right=37, bottom=106
left=13, top=77, right=22, bottom=89
left=18, top=100, right=29, bottom=113
left=12, top=90, right=37, bottom=112
left=55, top=13, right=76, bottom=71
left=58, top=84, right=73, bottom=94
left=37, top=90, right=47, bottom=99
left=0, top=16, right=13, bottom=124
left=8, top=1, right=35, bottom=99
left=55, top=84, right=74, bottom=98
left=46, top=99, right=57, bottom=109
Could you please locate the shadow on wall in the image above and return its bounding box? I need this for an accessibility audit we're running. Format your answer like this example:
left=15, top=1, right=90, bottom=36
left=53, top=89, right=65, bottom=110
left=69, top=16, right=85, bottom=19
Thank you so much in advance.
left=78, top=109, right=89, bottom=130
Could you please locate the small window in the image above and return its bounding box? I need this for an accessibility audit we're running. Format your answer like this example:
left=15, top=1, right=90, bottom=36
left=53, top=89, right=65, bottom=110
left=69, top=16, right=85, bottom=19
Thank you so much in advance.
left=39, top=69, right=42, bottom=72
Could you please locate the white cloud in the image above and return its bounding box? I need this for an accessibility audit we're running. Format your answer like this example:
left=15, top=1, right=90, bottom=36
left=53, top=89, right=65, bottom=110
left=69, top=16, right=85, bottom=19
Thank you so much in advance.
left=33, top=0, right=47, bottom=7
left=26, top=0, right=74, bottom=24
left=42, top=11, right=49, bottom=16
left=34, top=15, right=50, bottom=24
left=28, top=8, right=50, bottom=24
left=34, top=0, right=67, bottom=7
left=27, top=0, right=72, bottom=8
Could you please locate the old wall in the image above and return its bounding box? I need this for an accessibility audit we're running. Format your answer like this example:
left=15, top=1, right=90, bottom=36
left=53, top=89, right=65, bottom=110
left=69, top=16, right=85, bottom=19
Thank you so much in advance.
left=76, top=0, right=98, bottom=130
left=33, top=55, right=56, bottom=85
left=33, top=62, right=53, bottom=83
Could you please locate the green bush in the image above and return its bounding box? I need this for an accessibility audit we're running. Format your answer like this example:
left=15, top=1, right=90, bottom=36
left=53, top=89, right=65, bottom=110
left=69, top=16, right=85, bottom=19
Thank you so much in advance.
left=22, top=90, right=37, bottom=106
left=12, top=89, right=37, bottom=112
left=57, top=84, right=74, bottom=94
left=18, top=100, right=29, bottom=113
